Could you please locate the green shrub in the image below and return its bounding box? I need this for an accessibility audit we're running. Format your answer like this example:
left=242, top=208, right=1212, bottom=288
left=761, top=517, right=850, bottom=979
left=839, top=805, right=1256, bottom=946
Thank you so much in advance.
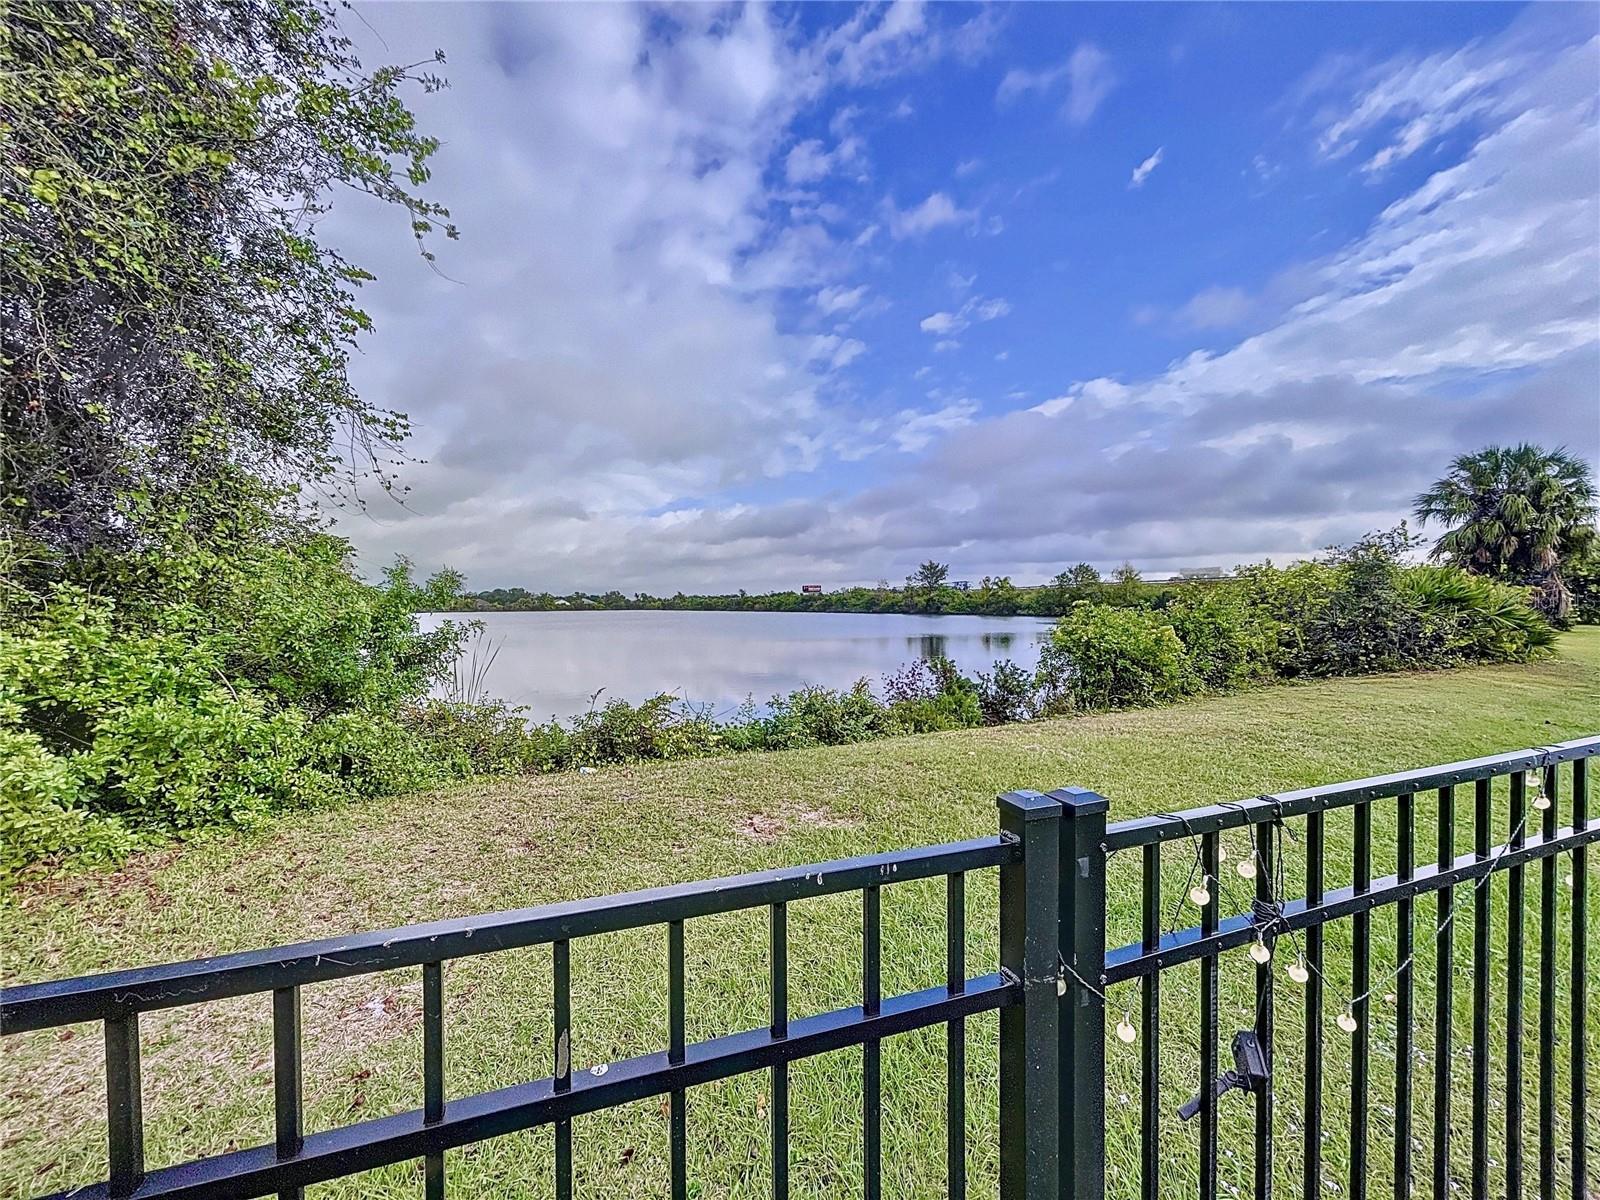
left=975, top=660, right=1036, bottom=724
left=882, top=657, right=982, bottom=733
left=0, top=727, right=135, bottom=877
left=1165, top=588, right=1278, bottom=691
left=737, top=682, right=892, bottom=750
left=1036, top=605, right=1199, bottom=712
left=563, top=695, right=722, bottom=766
left=1398, top=566, right=1555, bottom=661
left=1, top=536, right=469, bottom=881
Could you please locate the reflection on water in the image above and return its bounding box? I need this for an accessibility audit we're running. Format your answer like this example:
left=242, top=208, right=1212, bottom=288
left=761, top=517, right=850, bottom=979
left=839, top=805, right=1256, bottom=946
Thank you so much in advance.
left=419, top=610, right=1056, bottom=720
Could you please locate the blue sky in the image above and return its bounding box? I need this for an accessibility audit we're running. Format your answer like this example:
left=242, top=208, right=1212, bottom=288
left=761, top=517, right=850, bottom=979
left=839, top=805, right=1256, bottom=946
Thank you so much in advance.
left=329, top=2, right=1600, bottom=592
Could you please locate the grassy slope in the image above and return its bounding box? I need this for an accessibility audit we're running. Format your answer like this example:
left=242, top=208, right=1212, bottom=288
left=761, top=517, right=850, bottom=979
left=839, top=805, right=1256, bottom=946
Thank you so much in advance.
left=3, top=631, right=1598, bottom=1198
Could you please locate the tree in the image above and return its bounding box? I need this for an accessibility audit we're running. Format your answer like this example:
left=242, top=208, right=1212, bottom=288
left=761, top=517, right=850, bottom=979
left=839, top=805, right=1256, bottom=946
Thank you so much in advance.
left=1414, top=445, right=1597, bottom=619
left=908, top=560, right=950, bottom=591
left=1062, top=562, right=1102, bottom=588
left=2, top=0, right=455, bottom=562
left=1105, top=561, right=1145, bottom=607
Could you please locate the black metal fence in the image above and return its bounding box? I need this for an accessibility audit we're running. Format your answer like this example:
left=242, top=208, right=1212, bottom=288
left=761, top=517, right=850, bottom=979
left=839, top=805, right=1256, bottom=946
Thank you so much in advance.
left=2, top=735, right=1594, bottom=1199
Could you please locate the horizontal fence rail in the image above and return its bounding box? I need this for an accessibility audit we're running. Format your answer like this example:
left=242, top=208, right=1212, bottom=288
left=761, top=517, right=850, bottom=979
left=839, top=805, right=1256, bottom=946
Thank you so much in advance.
left=2, top=736, right=1594, bottom=1200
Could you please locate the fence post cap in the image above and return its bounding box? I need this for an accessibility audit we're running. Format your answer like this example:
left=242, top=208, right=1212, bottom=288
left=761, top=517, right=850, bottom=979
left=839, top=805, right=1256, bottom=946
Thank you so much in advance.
left=1047, top=787, right=1110, bottom=816
left=996, top=789, right=1064, bottom=821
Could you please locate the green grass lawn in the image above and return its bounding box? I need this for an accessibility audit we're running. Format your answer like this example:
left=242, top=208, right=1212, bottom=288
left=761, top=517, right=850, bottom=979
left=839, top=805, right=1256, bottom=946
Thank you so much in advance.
left=3, top=631, right=1599, bottom=1199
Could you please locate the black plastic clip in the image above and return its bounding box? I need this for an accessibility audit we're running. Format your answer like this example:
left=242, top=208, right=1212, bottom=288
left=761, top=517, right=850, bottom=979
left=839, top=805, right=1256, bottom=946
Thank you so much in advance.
left=1178, top=1030, right=1269, bottom=1121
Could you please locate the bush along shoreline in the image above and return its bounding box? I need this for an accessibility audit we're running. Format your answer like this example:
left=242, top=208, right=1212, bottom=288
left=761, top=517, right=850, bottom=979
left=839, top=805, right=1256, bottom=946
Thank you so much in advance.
left=0, top=529, right=1558, bottom=883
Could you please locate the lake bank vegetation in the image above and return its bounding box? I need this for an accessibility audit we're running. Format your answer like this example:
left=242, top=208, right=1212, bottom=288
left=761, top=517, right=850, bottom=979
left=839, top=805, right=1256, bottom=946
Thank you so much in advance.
left=402, top=528, right=1560, bottom=779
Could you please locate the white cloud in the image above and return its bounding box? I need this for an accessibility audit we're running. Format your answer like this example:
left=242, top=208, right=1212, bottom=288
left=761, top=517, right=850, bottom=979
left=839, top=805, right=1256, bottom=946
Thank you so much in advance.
left=814, top=284, right=869, bottom=314
left=1177, top=286, right=1253, bottom=330
left=1312, top=44, right=1517, bottom=173
left=934, top=339, right=962, bottom=353
left=1128, top=146, right=1164, bottom=188
left=884, top=191, right=977, bottom=239
left=996, top=43, right=1116, bottom=125
left=891, top=401, right=979, bottom=452
left=955, top=157, right=982, bottom=177
left=919, top=294, right=1012, bottom=336
left=785, top=139, right=832, bottom=183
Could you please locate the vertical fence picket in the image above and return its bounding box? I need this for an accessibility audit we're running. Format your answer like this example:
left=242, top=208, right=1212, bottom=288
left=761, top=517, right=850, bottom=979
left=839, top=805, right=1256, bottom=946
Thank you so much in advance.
left=553, top=938, right=572, bottom=1200
left=1470, top=778, right=1492, bottom=1200
left=1395, top=792, right=1415, bottom=1200
left=946, top=872, right=966, bottom=1200
left=863, top=884, right=881, bottom=1200
left=1254, top=820, right=1275, bottom=1200
left=1303, top=809, right=1326, bottom=1200
left=1199, top=830, right=1219, bottom=1200
left=1538, top=764, right=1558, bottom=1200
left=1350, top=800, right=1372, bottom=1200
left=1573, top=756, right=1590, bottom=1200
left=423, top=962, right=444, bottom=1200
left=272, top=986, right=304, bottom=1200
left=1507, top=772, right=1527, bottom=1199
left=669, top=919, right=688, bottom=1200
left=1432, top=785, right=1455, bottom=1200
left=997, top=790, right=1063, bottom=1200
left=1141, top=843, right=1161, bottom=1200
left=1056, top=787, right=1108, bottom=1200
left=771, top=901, right=790, bottom=1200
left=105, top=1012, right=143, bottom=1199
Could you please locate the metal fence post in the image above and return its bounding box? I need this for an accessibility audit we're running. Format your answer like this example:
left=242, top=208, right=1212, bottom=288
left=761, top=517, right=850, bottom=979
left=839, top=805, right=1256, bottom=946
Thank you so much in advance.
left=1053, top=786, right=1109, bottom=1200
left=998, top=790, right=1064, bottom=1200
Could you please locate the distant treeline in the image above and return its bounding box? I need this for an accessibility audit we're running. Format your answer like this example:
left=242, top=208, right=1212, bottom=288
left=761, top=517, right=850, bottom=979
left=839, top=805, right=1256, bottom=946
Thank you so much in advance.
left=440, top=563, right=1231, bottom=618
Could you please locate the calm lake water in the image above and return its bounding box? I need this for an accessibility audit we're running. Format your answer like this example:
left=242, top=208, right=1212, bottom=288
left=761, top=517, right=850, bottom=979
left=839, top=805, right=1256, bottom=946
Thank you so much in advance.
left=417, top=610, right=1056, bottom=721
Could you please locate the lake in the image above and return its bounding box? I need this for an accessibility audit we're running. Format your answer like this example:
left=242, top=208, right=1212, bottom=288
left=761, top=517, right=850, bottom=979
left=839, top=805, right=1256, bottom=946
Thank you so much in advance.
left=417, top=610, right=1056, bottom=721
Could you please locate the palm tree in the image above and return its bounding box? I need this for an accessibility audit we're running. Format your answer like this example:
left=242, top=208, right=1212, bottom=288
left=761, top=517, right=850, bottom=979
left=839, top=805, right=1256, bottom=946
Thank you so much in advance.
left=1413, top=444, right=1597, bottom=619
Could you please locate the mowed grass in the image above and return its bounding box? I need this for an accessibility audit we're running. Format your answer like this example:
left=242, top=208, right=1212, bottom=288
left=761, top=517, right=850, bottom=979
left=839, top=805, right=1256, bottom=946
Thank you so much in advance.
left=3, top=630, right=1599, bottom=1200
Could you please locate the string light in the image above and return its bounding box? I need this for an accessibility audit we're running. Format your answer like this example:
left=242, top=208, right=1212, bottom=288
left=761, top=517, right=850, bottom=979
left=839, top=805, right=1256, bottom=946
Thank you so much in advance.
left=1249, top=937, right=1272, bottom=965
left=1189, top=878, right=1212, bottom=907
left=1116, top=1012, right=1138, bottom=1044
left=1287, top=958, right=1311, bottom=985
left=1530, top=770, right=1552, bottom=811
left=1336, top=1009, right=1359, bottom=1034
left=1236, top=857, right=1258, bottom=880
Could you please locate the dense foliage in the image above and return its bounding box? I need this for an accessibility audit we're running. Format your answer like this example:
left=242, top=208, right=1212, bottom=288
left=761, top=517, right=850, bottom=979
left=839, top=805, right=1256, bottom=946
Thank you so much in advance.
left=2, top=0, right=454, bottom=558
left=1414, top=444, right=1597, bottom=622
left=0, top=533, right=471, bottom=877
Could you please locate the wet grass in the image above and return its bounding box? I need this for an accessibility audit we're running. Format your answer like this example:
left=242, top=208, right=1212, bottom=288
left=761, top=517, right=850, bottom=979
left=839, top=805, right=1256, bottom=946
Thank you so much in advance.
left=3, top=630, right=1598, bottom=1198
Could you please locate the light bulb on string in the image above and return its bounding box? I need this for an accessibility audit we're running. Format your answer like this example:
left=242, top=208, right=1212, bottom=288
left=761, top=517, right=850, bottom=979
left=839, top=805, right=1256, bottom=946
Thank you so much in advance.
left=1116, top=1012, right=1137, bottom=1044
left=1529, top=771, right=1550, bottom=810
left=1287, top=958, right=1310, bottom=985
left=1336, top=1009, right=1359, bottom=1034
left=1236, top=857, right=1257, bottom=880
left=1189, top=877, right=1212, bottom=908
left=1248, top=938, right=1272, bottom=965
